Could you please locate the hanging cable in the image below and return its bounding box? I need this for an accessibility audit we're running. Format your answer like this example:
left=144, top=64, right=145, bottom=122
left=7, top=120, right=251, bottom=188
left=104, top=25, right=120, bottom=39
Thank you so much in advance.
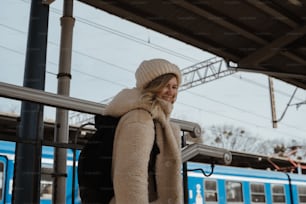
left=187, top=162, right=215, bottom=177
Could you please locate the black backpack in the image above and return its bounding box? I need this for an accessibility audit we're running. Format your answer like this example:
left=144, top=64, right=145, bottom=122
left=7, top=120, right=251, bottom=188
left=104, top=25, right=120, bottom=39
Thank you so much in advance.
left=78, top=114, right=159, bottom=204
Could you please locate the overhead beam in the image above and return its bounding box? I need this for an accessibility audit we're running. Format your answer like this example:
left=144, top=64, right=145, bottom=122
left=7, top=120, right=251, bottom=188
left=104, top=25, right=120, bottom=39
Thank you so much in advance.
left=81, top=0, right=305, bottom=68
left=274, top=78, right=306, bottom=90
left=173, top=0, right=306, bottom=65
left=280, top=51, right=306, bottom=65
left=235, top=66, right=306, bottom=79
left=239, top=24, right=306, bottom=65
left=246, top=0, right=298, bottom=28
left=235, top=66, right=306, bottom=89
left=79, top=0, right=239, bottom=61
left=172, top=0, right=266, bottom=44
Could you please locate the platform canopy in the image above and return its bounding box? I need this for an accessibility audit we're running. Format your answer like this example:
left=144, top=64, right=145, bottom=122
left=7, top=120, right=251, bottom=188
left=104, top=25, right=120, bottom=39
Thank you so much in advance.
left=79, top=0, right=306, bottom=89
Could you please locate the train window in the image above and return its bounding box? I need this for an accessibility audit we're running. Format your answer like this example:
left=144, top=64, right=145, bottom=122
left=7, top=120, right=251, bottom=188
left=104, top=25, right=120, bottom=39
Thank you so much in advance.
left=250, top=183, right=265, bottom=203
left=0, top=162, right=3, bottom=200
left=271, top=184, right=285, bottom=203
left=226, top=181, right=243, bottom=202
left=298, top=186, right=306, bottom=203
left=204, top=179, right=218, bottom=202
left=40, top=167, right=53, bottom=200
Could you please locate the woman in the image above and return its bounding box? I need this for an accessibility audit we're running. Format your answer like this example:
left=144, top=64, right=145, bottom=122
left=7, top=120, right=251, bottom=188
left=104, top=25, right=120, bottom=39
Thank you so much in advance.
left=104, top=59, right=183, bottom=204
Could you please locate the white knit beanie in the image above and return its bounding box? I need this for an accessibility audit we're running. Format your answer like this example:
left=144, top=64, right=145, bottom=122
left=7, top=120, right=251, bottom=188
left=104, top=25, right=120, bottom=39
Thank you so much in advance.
left=135, top=58, right=182, bottom=89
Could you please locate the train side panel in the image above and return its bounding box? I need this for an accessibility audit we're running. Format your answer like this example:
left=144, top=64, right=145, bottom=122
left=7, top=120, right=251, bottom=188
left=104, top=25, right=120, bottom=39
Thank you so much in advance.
left=187, top=162, right=306, bottom=204
left=0, top=140, right=305, bottom=204
left=0, top=141, right=81, bottom=204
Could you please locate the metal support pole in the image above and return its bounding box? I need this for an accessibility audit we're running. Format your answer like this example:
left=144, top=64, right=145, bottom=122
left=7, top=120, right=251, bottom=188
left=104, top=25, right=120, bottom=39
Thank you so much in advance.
left=181, top=132, right=189, bottom=204
left=52, top=0, right=74, bottom=203
left=12, top=1, right=49, bottom=203
left=268, top=77, right=278, bottom=128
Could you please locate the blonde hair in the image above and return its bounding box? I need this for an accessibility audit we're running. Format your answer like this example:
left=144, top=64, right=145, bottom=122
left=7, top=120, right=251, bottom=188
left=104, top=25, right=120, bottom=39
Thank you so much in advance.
left=140, top=73, right=177, bottom=109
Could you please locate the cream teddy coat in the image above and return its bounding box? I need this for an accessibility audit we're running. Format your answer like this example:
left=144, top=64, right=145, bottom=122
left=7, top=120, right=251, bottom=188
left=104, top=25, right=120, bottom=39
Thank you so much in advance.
left=104, top=88, right=183, bottom=204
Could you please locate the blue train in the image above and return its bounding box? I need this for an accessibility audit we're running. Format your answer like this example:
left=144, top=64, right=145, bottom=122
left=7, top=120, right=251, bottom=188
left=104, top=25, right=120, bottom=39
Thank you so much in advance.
left=0, top=141, right=81, bottom=204
left=0, top=140, right=305, bottom=204
left=187, top=162, right=306, bottom=204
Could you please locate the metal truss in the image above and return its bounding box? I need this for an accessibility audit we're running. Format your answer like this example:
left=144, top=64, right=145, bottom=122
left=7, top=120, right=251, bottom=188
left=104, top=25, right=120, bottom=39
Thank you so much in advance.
left=180, top=57, right=236, bottom=91
left=70, top=57, right=236, bottom=124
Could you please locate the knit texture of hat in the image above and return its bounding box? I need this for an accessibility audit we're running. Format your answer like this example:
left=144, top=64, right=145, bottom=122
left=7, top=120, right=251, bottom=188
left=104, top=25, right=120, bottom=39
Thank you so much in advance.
left=135, top=59, right=182, bottom=89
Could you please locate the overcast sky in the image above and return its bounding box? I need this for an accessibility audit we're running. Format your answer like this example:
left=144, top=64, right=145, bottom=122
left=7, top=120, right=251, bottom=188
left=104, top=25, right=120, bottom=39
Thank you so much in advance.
left=1, top=0, right=306, bottom=143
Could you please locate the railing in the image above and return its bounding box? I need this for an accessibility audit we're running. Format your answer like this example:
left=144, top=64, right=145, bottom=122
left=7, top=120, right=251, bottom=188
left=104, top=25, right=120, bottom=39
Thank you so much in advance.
left=0, top=81, right=201, bottom=138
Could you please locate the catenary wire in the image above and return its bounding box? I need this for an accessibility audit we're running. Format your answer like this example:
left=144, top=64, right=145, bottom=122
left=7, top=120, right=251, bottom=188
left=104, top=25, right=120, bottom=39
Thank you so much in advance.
left=1, top=27, right=305, bottom=134
left=1, top=3, right=305, bottom=137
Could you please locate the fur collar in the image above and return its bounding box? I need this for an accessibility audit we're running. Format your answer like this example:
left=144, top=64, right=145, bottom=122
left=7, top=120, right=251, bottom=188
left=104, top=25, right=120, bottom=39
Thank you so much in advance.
left=104, top=88, right=173, bottom=125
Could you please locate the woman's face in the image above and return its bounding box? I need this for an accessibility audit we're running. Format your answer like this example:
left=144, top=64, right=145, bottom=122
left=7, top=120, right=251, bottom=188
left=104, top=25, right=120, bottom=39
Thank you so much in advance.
left=157, top=76, right=178, bottom=104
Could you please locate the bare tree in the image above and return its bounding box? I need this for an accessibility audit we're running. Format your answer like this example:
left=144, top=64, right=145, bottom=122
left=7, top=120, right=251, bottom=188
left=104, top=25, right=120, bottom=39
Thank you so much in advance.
left=184, top=123, right=306, bottom=161
left=203, top=124, right=280, bottom=156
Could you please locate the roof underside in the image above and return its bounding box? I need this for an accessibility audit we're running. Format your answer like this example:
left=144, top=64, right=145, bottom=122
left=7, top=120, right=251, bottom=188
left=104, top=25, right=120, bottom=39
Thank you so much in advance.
left=78, top=0, right=306, bottom=89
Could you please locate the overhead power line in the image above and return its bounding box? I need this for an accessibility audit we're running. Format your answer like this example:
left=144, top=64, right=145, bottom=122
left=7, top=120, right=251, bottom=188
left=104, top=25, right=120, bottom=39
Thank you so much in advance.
left=1, top=2, right=305, bottom=134
left=4, top=41, right=304, bottom=135
left=49, top=7, right=200, bottom=63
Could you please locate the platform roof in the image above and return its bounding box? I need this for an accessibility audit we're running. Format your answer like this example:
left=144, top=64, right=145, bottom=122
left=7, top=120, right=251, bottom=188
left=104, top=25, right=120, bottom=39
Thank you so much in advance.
left=79, top=0, right=306, bottom=89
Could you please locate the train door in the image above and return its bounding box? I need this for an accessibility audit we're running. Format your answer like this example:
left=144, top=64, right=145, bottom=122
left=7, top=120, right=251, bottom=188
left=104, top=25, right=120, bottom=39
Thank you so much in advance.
left=0, top=156, right=8, bottom=204
left=40, top=166, right=53, bottom=203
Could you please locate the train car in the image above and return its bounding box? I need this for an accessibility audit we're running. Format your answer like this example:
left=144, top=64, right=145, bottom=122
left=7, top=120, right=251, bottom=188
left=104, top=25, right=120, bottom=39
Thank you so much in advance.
left=0, top=139, right=305, bottom=204
left=187, top=162, right=306, bottom=204
left=0, top=141, right=81, bottom=204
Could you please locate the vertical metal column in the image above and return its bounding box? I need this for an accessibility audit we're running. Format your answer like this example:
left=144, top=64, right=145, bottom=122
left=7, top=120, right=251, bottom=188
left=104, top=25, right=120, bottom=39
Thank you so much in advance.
left=268, top=77, right=278, bottom=128
left=181, top=132, right=189, bottom=204
left=52, top=0, right=74, bottom=203
left=12, top=1, right=49, bottom=204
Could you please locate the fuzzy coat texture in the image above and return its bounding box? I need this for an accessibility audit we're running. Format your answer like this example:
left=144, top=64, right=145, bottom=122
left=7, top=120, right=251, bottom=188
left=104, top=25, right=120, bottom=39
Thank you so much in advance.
left=104, top=88, right=183, bottom=204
